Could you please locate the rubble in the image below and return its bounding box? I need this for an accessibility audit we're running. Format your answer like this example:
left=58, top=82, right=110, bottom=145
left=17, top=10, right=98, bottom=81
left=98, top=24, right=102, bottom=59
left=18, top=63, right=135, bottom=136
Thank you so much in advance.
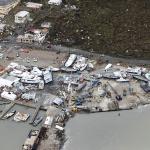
left=0, top=52, right=150, bottom=150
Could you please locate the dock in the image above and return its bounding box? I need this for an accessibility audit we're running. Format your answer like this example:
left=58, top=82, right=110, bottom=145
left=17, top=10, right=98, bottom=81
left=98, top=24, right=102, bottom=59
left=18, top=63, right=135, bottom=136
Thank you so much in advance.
left=0, top=99, right=46, bottom=120
left=29, top=104, right=41, bottom=124
left=0, top=102, right=15, bottom=119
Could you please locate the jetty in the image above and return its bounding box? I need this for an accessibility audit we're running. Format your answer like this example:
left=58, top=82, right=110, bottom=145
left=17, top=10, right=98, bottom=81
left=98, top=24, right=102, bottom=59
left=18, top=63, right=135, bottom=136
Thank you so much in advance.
left=29, top=104, right=41, bottom=124
left=0, top=102, right=15, bottom=119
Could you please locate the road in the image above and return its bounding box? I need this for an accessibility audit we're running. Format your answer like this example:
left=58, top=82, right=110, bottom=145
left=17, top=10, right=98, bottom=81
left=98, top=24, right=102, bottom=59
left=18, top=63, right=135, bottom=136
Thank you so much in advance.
left=0, top=39, right=150, bottom=66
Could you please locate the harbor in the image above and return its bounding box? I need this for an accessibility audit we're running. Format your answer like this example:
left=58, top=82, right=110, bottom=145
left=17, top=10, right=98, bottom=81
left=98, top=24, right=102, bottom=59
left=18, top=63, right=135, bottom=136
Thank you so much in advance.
left=0, top=0, right=149, bottom=149
left=0, top=104, right=45, bottom=150
left=64, top=105, right=150, bottom=150
left=0, top=48, right=149, bottom=150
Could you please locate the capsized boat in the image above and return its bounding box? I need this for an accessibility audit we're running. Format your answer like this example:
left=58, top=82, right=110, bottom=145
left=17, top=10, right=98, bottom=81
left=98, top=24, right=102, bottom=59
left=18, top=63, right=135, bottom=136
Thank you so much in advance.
left=32, top=116, right=43, bottom=126
left=65, top=54, right=77, bottom=67
left=1, top=110, right=16, bottom=120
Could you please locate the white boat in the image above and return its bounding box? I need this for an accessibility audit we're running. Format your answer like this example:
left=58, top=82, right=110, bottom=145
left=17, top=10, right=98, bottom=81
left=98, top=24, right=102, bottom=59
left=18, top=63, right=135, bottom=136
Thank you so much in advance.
left=2, top=110, right=16, bottom=120
left=105, top=63, right=112, bottom=71
left=46, top=66, right=60, bottom=72
left=9, top=69, right=23, bottom=77
left=21, top=77, right=41, bottom=84
left=65, top=54, right=77, bottom=67
left=61, top=67, right=77, bottom=72
left=14, top=112, right=30, bottom=122
left=73, top=56, right=87, bottom=71
left=145, top=72, right=150, bottom=80
left=43, top=70, right=53, bottom=83
left=116, top=77, right=129, bottom=82
left=127, top=67, right=141, bottom=75
left=31, top=67, right=43, bottom=76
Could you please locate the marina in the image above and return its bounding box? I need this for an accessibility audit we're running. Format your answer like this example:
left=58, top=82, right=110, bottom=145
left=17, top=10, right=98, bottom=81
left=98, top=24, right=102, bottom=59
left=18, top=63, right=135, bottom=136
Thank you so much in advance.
left=0, top=0, right=149, bottom=149
left=0, top=104, right=45, bottom=150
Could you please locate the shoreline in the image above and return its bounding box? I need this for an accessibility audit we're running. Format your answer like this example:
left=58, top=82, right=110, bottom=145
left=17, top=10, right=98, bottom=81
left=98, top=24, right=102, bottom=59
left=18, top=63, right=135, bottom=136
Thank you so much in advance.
left=63, top=105, right=150, bottom=150
left=0, top=44, right=150, bottom=150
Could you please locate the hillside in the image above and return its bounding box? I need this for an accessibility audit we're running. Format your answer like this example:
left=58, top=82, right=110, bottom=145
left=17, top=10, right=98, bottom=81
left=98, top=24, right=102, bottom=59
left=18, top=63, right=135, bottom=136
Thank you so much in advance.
left=24, top=0, right=150, bottom=59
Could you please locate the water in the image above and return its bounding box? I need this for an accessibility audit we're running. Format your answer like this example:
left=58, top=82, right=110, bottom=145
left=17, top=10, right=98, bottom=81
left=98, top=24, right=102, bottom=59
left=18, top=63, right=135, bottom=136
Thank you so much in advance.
left=0, top=105, right=45, bottom=150
left=64, top=106, right=150, bottom=150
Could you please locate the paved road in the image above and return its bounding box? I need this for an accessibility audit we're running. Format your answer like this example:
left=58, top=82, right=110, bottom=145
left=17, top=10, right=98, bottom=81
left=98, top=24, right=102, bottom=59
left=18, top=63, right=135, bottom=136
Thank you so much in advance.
left=0, top=40, right=150, bottom=65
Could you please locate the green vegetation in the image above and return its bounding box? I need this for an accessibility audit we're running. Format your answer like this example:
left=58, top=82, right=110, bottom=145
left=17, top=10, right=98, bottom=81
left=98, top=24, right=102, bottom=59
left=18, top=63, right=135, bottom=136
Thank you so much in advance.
left=23, top=0, right=150, bottom=59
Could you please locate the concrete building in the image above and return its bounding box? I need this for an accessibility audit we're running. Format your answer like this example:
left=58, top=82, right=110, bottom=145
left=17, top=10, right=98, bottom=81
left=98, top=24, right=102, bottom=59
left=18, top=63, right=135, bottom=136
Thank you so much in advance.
left=17, top=29, right=48, bottom=44
left=0, top=0, right=20, bottom=18
left=15, top=11, right=30, bottom=24
left=26, top=2, right=43, bottom=9
left=48, top=0, right=62, bottom=5
left=17, top=34, right=34, bottom=44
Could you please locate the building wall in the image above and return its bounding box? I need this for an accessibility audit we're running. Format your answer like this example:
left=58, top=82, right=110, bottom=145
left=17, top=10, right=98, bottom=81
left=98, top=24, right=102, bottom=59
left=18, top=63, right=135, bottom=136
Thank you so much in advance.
left=15, top=13, right=30, bottom=24
left=0, top=0, right=20, bottom=16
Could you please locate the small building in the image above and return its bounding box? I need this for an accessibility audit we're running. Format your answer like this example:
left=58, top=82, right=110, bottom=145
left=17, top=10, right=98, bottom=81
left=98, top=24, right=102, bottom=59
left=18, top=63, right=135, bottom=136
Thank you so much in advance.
left=15, top=11, right=30, bottom=24
left=0, top=0, right=20, bottom=17
left=17, top=34, right=34, bottom=43
left=48, top=0, right=62, bottom=5
left=26, top=2, right=43, bottom=9
left=41, top=22, right=51, bottom=28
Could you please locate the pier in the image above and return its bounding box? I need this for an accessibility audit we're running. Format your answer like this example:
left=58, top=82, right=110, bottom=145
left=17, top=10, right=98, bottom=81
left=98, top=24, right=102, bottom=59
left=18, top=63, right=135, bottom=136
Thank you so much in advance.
left=29, top=104, right=41, bottom=124
left=0, top=102, right=15, bottom=119
left=0, top=99, right=46, bottom=120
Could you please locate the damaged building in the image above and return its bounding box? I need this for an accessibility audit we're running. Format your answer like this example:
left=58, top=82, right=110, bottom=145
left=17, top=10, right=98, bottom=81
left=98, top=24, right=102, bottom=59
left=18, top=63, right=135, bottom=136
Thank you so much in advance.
left=16, top=29, right=48, bottom=44
left=0, top=0, right=20, bottom=18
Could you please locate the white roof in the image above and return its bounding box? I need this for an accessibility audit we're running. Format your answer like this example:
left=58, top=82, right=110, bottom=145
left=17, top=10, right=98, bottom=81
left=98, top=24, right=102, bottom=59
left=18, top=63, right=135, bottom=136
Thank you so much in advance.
left=26, top=2, right=43, bottom=8
left=48, top=0, right=62, bottom=5
left=15, top=11, right=29, bottom=17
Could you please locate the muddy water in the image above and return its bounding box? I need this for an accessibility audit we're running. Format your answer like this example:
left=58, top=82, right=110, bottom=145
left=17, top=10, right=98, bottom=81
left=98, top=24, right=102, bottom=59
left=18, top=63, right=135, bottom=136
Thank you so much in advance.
left=64, top=106, right=150, bottom=150
left=0, top=105, right=45, bottom=150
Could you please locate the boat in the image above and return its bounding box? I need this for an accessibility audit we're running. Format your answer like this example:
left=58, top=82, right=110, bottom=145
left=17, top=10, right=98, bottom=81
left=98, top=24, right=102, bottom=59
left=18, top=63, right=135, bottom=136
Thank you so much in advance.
left=46, top=66, right=60, bottom=72
left=116, top=77, right=129, bottom=82
left=145, top=72, right=150, bottom=80
left=73, top=56, right=87, bottom=71
left=65, top=54, right=77, bottom=67
left=127, top=67, right=141, bottom=75
left=133, top=75, right=148, bottom=82
left=60, top=67, right=77, bottom=73
left=102, top=73, right=120, bottom=79
left=140, top=82, right=150, bottom=93
left=43, top=70, right=53, bottom=83
left=1, top=110, right=16, bottom=120
left=32, top=116, right=43, bottom=126
left=22, top=130, right=39, bottom=150
left=21, top=77, right=41, bottom=84
left=14, top=112, right=30, bottom=122
left=104, top=63, right=112, bottom=71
